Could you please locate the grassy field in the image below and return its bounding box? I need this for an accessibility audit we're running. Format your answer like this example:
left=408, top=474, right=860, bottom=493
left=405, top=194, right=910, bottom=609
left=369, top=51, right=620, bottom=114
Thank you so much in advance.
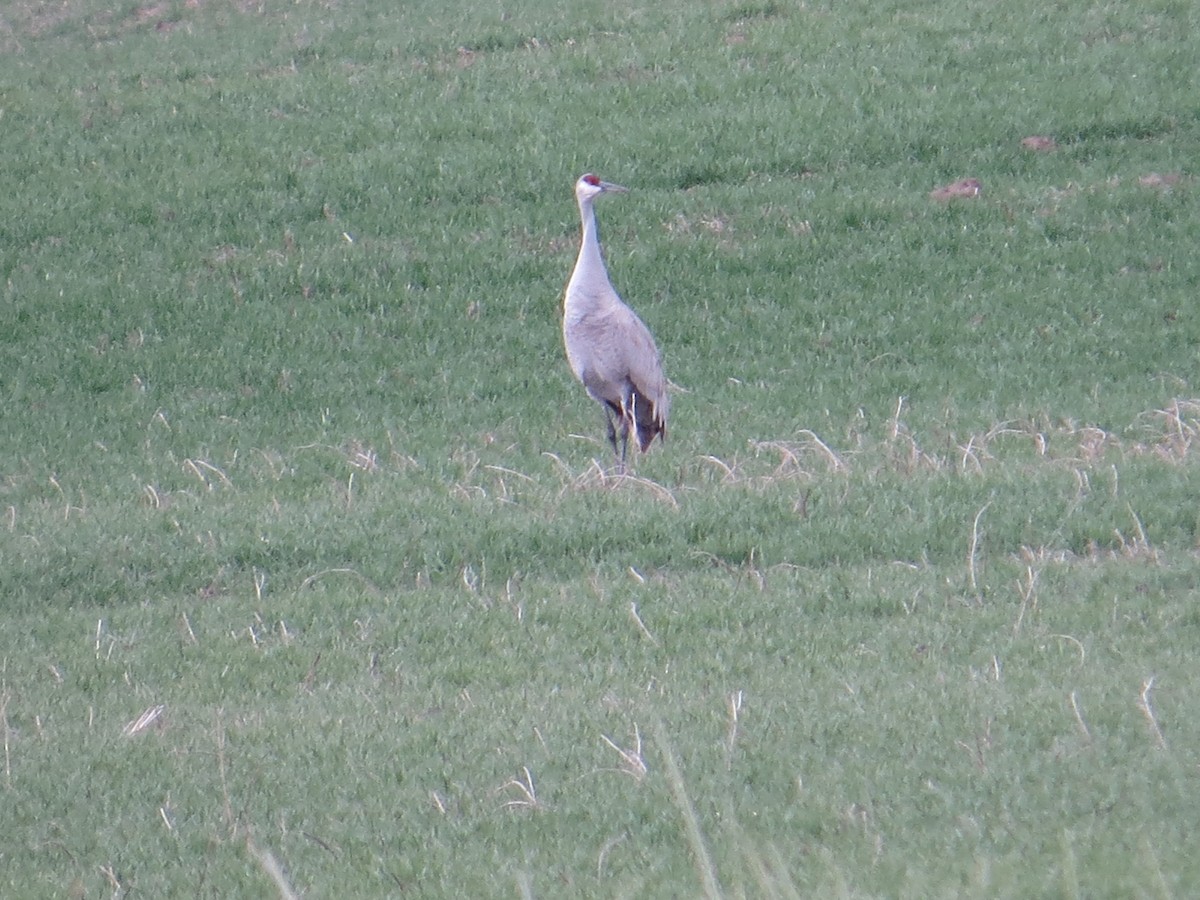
left=2, top=0, right=1199, bottom=895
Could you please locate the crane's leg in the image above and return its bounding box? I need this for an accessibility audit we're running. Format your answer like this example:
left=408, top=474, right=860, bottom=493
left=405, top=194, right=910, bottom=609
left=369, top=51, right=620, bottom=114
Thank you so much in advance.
left=603, top=408, right=628, bottom=474
left=603, top=408, right=619, bottom=455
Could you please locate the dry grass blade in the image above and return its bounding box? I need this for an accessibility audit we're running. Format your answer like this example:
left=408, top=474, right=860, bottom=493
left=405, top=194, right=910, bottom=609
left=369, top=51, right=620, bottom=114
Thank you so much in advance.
left=601, top=725, right=648, bottom=782
left=610, top=472, right=680, bottom=507
left=739, top=836, right=805, bottom=900
left=302, top=830, right=340, bottom=856
left=890, top=395, right=906, bottom=439
left=698, top=454, right=738, bottom=482
left=1012, top=565, right=1039, bottom=634
left=553, top=457, right=602, bottom=493
left=794, top=429, right=846, bottom=471
left=179, top=611, right=198, bottom=645
left=1069, top=691, right=1091, bottom=741
left=629, top=602, right=659, bottom=646
left=725, top=690, right=743, bottom=769
left=955, top=717, right=993, bottom=772
left=751, top=440, right=801, bottom=475
left=540, top=450, right=573, bottom=478
left=182, top=458, right=233, bottom=490
left=749, top=430, right=845, bottom=480
left=1113, top=505, right=1159, bottom=562
left=344, top=439, right=379, bottom=471
left=958, top=433, right=984, bottom=473
left=246, top=835, right=300, bottom=900
left=142, top=483, right=165, bottom=509
left=651, top=720, right=725, bottom=900
left=967, top=503, right=990, bottom=600
left=483, top=464, right=537, bottom=484
left=501, top=766, right=544, bottom=811
left=297, top=567, right=383, bottom=596
left=1144, top=398, right=1200, bottom=460
left=597, top=832, right=628, bottom=877
left=1137, top=676, right=1166, bottom=749
left=1, top=686, right=11, bottom=790
left=1050, top=634, right=1086, bottom=665
left=123, top=704, right=166, bottom=737
left=561, top=463, right=680, bottom=507
left=99, top=864, right=122, bottom=893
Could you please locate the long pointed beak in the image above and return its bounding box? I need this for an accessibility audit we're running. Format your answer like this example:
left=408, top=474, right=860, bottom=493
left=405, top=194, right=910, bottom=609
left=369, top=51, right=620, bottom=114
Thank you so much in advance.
left=600, top=181, right=629, bottom=193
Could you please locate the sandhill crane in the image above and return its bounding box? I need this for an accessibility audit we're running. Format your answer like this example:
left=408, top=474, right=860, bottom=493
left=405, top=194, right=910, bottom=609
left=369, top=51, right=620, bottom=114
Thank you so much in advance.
left=563, top=173, right=669, bottom=470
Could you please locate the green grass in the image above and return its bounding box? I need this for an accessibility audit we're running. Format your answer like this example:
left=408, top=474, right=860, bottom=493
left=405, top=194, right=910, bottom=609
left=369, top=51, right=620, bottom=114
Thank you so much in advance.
left=2, top=0, right=1200, bottom=895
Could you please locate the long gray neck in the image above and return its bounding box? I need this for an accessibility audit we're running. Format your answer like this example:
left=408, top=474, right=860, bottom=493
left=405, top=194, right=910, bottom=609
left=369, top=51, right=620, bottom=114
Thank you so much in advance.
left=572, top=198, right=608, bottom=289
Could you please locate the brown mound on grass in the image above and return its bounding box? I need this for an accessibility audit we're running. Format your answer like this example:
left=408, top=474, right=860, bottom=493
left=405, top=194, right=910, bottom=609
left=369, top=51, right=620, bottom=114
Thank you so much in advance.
left=930, top=178, right=982, bottom=202
left=1021, top=135, right=1058, bottom=152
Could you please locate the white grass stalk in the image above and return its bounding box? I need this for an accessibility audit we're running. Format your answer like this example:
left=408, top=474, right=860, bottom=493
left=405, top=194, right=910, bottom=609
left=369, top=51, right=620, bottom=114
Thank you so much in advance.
left=99, top=865, right=122, bottom=893
left=601, top=725, right=647, bottom=782
left=1012, top=565, right=1039, bottom=634
left=597, top=832, right=627, bottom=877
left=1137, top=677, right=1167, bottom=749
left=1060, top=830, right=1080, bottom=900
left=1138, top=832, right=1173, bottom=900
left=890, top=395, right=905, bottom=439
left=967, top=503, right=990, bottom=600
left=1068, top=691, right=1091, bottom=742
left=794, top=429, right=845, bottom=471
left=179, top=612, right=198, bottom=645
left=123, top=704, right=166, bottom=737
left=725, top=690, right=743, bottom=770
left=183, top=458, right=232, bottom=490
left=246, top=836, right=300, bottom=900
left=1051, top=634, right=1086, bottom=665
left=1, top=686, right=11, bottom=790
left=651, top=720, right=724, bottom=900
left=629, top=602, right=659, bottom=646
left=698, top=454, right=737, bottom=481
left=501, top=766, right=543, bottom=811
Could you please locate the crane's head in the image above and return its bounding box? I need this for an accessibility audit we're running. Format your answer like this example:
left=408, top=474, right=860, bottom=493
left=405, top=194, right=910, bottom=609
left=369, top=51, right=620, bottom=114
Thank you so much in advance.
left=575, top=173, right=629, bottom=205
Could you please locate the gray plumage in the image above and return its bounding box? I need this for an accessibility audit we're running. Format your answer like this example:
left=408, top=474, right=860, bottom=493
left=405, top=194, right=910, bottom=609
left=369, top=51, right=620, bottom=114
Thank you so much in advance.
left=563, top=173, right=669, bottom=466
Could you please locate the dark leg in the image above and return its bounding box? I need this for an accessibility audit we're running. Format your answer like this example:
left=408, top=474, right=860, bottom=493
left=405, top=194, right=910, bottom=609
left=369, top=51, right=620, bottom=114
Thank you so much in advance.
left=603, top=408, right=619, bottom=457
left=603, top=408, right=629, bottom=473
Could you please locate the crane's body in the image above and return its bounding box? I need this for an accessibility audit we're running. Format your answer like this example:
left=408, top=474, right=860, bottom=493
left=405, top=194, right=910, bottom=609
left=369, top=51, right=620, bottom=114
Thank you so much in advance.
left=563, top=174, right=669, bottom=467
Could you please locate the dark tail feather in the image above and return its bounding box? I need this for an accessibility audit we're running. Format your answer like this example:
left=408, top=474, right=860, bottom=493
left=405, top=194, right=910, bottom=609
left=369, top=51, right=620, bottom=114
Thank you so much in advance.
left=629, top=390, right=666, bottom=453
